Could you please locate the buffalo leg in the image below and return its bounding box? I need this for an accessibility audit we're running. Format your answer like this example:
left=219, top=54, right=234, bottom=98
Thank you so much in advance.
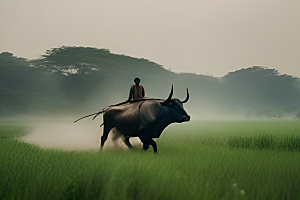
left=139, top=135, right=156, bottom=153
left=124, top=137, right=133, bottom=149
left=143, top=142, right=149, bottom=151
left=138, top=136, right=149, bottom=151
left=100, top=125, right=113, bottom=150
left=148, top=139, right=157, bottom=153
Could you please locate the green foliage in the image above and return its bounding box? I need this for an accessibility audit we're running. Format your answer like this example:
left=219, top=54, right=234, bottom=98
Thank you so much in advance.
left=1, top=47, right=300, bottom=118
left=1, top=120, right=300, bottom=200
left=222, top=66, right=300, bottom=107
left=0, top=52, right=68, bottom=116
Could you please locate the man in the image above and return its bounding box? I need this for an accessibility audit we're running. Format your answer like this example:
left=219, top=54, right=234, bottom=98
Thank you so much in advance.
left=128, top=77, right=145, bottom=101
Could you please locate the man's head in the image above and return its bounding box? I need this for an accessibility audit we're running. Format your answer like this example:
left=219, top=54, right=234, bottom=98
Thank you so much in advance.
left=134, top=77, right=140, bottom=85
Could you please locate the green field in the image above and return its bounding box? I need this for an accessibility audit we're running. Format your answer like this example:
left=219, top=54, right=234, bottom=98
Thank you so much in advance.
left=1, top=120, right=300, bottom=200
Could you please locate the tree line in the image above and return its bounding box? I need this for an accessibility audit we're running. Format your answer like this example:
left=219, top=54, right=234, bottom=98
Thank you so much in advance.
left=1, top=46, right=300, bottom=119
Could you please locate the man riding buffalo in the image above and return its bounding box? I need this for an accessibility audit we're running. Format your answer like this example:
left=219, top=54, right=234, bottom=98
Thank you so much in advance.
left=100, top=85, right=190, bottom=153
left=128, top=77, right=145, bottom=101
left=74, top=83, right=190, bottom=154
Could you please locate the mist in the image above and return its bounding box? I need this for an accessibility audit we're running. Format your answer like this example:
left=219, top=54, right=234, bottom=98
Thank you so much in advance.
left=20, top=119, right=142, bottom=151
left=2, top=46, right=300, bottom=150
left=2, top=48, right=300, bottom=122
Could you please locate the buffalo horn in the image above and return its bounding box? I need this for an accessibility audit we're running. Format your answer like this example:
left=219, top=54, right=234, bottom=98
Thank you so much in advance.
left=166, top=84, right=173, bottom=101
left=181, top=88, right=189, bottom=103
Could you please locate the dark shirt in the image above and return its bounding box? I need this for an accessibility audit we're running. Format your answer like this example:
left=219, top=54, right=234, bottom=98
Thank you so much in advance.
left=128, top=84, right=145, bottom=100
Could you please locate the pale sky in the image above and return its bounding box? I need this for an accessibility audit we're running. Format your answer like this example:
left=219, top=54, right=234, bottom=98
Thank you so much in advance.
left=0, top=0, right=299, bottom=77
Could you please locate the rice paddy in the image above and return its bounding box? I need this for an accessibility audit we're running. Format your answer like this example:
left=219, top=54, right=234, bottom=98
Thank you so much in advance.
left=1, top=119, right=300, bottom=200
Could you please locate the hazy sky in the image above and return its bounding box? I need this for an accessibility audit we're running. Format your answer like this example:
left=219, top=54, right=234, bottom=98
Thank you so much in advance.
left=0, top=0, right=299, bottom=77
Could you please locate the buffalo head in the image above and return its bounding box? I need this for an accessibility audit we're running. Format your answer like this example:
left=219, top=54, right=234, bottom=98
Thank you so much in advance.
left=161, top=85, right=190, bottom=122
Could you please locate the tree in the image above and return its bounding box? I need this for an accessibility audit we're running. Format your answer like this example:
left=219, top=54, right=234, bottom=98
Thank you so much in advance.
left=0, top=52, right=67, bottom=116
left=222, top=66, right=300, bottom=109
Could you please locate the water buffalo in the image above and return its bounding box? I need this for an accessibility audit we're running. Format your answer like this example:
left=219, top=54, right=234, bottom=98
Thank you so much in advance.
left=99, top=85, right=190, bottom=153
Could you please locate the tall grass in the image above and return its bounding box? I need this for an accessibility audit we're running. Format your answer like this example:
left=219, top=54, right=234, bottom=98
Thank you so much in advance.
left=228, top=134, right=300, bottom=151
left=1, top=120, right=300, bottom=200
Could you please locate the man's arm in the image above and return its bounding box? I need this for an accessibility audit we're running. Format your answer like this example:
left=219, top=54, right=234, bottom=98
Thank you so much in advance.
left=128, top=85, right=133, bottom=101
left=141, top=86, right=145, bottom=97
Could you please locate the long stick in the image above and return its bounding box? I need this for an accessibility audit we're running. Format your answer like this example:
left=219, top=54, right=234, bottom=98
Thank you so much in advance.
left=73, top=112, right=99, bottom=123
left=73, top=99, right=159, bottom=124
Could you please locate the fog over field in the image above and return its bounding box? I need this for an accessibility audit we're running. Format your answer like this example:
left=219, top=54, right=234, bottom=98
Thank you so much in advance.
left=1, top=47, right=300, bottom=122
left=19, top=120, right=143, bottom=151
